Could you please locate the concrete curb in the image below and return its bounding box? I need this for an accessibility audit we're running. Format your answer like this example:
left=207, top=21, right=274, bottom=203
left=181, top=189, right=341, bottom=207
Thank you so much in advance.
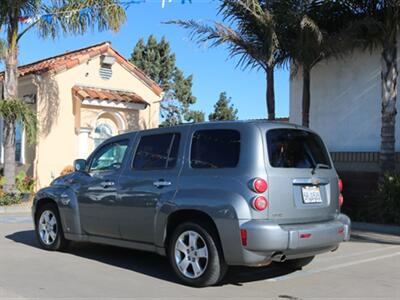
left=352, top=222, right=400, bottom=236
left=0, top=204, right=31, bottom=215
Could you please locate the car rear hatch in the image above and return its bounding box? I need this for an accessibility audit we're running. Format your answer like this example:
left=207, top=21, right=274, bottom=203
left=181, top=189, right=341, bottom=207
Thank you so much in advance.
left=259, top=125, right=340, bottom=225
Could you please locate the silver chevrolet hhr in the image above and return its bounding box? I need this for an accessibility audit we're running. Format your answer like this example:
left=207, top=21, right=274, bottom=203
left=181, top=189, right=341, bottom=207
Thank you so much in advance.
left=32, top=120, right=351, bottom=287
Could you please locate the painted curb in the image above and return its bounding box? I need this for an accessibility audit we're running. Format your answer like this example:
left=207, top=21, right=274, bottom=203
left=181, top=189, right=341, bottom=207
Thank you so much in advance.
left=352, top=222, right=400, bottom=236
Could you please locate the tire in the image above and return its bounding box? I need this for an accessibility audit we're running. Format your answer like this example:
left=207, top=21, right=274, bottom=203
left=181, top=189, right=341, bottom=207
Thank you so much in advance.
left=282, top=256, right=315, bottom=270
left=35, top=203, right=69, bottom=251
left=168, top=222, right=228, bottom=287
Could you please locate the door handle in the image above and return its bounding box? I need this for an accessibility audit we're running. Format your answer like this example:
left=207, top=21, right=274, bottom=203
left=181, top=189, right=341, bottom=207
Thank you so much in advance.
left=153, top=180, right=172, bottom=188
left=101, top=181, right=115, bottom=188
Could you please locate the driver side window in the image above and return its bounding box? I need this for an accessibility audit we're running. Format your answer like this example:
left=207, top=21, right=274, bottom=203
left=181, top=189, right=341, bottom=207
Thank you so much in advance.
left=89, top=140, right=129, bottom=172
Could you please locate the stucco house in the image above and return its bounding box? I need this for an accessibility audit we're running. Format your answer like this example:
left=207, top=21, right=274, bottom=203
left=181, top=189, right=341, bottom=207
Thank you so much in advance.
left=290, top=45, right=400, bottom=173
left=0, top=42, right=162, bottom=188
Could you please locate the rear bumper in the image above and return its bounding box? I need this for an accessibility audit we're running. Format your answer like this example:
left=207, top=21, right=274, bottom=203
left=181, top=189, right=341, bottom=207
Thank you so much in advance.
left=234, top=214, right=350, bottom=266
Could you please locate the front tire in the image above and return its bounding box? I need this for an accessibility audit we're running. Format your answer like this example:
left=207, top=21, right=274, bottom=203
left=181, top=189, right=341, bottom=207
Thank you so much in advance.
left=35, top=203, right=69, bottom=251
left=168, top=222, right=227, bottom=287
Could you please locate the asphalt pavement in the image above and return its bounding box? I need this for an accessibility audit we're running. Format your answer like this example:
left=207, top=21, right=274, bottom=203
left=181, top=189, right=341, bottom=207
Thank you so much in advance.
left=0, top=213, right=399, bottom=300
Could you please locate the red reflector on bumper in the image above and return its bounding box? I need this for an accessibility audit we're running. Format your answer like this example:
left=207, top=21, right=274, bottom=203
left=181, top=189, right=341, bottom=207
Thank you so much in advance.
left=300, top=233, right=312, bottom=239
left=240, top=229, right=247, bottom=246
left=338, top=228, right=345, bottom=235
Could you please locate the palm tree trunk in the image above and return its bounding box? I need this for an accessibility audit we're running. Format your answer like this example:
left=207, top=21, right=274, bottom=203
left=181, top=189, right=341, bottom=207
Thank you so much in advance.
left=379, top=35, right=398, bottom=174
left=266, top=67, right=275, bottom=120
left=3, top=22, right=19, bottom=192
left=302, top=67, right=311, bottom=128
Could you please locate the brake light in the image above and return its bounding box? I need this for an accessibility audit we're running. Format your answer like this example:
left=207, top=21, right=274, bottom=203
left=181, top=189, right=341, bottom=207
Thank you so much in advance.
left=339, top=193, right=344, bottom=207
left=252, top=178, right=268, bottom=193
left=253, top=196, right=268, bottom=211
left=338, top=178, right=343, bottom=193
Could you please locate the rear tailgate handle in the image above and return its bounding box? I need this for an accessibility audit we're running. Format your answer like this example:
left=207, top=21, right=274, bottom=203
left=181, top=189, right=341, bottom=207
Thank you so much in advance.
left=153, top=180, right=172, bottom=188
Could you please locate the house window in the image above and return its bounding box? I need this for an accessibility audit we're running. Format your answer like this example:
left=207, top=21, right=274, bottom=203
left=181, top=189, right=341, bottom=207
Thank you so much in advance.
left=0, top=119, right=24, bottom=163
left=15, top=121, right=23, bottom=162
left=94, top=123, right=114, bottom=148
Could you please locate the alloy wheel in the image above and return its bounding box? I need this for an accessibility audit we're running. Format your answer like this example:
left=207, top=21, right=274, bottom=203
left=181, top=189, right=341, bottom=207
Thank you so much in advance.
left=174, top=230, right=209, bottom=279
left=38, top=210, right=58, bottom=245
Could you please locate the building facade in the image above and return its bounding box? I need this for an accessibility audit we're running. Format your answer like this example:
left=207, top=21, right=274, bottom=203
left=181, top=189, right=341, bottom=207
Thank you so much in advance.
left=289, top=43, right=400, bottom=173
left=0, top=42, right=162, bottom=188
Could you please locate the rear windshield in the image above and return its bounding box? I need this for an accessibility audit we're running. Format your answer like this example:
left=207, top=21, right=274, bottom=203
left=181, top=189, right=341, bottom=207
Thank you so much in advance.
left=266, top=129, right=331, bottom=169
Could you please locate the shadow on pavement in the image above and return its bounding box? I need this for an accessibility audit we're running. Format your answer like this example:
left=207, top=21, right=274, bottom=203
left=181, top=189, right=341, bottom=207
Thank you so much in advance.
left=6, top=230, right=297, bottom=286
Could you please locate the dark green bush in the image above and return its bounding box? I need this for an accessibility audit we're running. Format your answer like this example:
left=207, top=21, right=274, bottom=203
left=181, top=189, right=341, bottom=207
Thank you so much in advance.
left=378, top=173, right=400, bottom=225
left=0, top=193, right=23, bottom=206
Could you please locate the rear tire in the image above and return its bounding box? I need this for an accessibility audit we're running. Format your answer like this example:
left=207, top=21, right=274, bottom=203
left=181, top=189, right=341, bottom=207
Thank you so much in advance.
left=35, top=203, right=69, bottom=251
left=282, top=256, right=315, bottom=270
left=168, top=222, right=227, bottom=287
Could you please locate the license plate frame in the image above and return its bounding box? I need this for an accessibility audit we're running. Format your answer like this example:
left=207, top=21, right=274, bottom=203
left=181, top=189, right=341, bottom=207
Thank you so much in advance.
left=302, top=186, right=322, bottom=204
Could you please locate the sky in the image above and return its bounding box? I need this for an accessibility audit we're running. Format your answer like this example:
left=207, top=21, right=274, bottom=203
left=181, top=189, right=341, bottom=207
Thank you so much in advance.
left=14, top=0, right=290, bottom=120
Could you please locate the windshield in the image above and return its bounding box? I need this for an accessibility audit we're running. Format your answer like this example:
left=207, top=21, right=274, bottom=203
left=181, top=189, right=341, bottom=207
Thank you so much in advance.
left=266, top=129, right=331, bottom=169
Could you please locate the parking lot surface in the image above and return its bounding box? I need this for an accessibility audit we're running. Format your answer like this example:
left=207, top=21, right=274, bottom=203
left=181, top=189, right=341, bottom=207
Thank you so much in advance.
left=0, top=213, right=399, bottom=299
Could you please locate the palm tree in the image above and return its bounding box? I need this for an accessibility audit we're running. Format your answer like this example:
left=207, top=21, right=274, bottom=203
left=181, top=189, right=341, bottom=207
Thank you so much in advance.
left=0, top=0, right=126, bottom=192
left=272, top=0, right=349, bottom=128
left=342, top=0, right=399, bottom=173
left=168, top=0, right=279, bottom=120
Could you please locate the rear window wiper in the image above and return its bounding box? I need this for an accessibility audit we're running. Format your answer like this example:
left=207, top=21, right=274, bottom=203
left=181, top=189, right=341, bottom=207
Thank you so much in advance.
left=311, top=163, right=330, bottom=174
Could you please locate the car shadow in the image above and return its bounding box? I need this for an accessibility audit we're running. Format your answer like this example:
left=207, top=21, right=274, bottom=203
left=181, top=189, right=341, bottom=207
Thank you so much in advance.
left=5, top=230, right=297, bottom=286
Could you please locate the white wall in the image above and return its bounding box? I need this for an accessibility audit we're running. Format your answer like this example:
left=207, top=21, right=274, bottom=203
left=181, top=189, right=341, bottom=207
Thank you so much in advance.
left=290, top=45, right=400, bottom=152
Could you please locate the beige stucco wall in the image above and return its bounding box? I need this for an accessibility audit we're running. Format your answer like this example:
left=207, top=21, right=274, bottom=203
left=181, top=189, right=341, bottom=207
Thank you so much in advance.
left=31, top=55, right=160, bottom=188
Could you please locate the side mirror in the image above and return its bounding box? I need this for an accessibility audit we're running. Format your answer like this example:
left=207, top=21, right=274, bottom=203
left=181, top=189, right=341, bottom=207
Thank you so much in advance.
left=73, top=159, right=87, bottom=172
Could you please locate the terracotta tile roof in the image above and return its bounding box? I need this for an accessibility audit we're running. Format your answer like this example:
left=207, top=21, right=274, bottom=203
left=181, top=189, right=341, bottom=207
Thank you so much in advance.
left=73, top=86, right=149, bottom=106
left=0, top=41, right=162, bottom=97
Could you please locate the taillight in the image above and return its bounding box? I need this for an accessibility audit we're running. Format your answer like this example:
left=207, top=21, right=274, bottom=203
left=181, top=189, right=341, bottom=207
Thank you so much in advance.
left=252, top=178, right=268, bottom=193
left=338, top=178, right=344, bottom=207
left=338, top=178, right=343, bottom=193
left=253, top=196, right=268, bottom=211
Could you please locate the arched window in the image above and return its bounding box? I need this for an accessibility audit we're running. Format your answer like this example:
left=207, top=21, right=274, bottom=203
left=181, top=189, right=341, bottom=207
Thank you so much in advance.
left=94, top=123, right=114, bottom=148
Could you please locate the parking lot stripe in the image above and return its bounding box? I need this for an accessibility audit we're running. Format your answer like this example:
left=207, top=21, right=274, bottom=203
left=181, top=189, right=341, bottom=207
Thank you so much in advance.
left=269, top=251, right=400, bottom=282
left=318, top=245, right=400, bottom=262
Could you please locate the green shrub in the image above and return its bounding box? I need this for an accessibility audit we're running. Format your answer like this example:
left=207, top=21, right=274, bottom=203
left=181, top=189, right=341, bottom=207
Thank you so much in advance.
left=15, top=171, right=35, bottom=194
left=0, top=193, right=23, bottom=206
left=378, top=173, right=400, bottom=225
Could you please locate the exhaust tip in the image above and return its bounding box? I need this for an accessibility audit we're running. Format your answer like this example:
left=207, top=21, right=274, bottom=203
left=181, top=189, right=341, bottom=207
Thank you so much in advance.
left=271, top=252, right=287, bottom=262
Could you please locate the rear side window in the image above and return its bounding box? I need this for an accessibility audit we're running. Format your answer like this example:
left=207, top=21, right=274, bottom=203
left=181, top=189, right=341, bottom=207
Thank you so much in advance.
left=190, top=129, right=240, bottom=168
left=132, top=133, right=180, bottom=170
left=267, top=129, right=331, bottom=168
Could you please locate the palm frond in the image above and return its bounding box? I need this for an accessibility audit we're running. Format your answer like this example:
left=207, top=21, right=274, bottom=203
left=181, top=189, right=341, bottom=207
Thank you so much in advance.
left=167, top=19, right=268, bottom=71
left=36, top=0, right=126, bottom=39
left=0, top=39, right=6, bottom=62
left=0, top=99, right=38, bottom=144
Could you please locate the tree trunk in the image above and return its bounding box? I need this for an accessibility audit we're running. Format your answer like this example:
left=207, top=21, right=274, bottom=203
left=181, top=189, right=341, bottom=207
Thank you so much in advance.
left=3, top=21, right=19, bottom=192
left=302, top=67, right=311, bottom=128
left=379, top=35, right=398, bottom=174
left=266, top=67, right=275, bottom=120
left=3, top=120, right=16, bottom=192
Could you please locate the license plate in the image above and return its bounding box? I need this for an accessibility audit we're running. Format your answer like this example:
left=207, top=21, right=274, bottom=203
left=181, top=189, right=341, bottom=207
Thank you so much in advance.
left=302, top=186, right=322, bottom=204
